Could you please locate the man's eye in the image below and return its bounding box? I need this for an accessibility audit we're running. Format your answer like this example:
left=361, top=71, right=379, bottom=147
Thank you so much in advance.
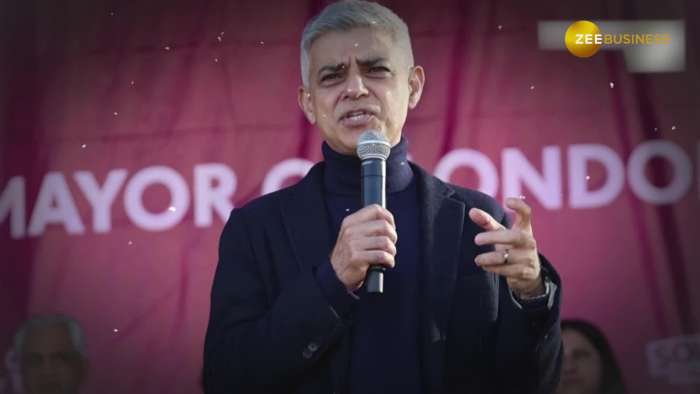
left=369, top=66, right=390, bottom=74
left=321, top=73, right=340, bottom=82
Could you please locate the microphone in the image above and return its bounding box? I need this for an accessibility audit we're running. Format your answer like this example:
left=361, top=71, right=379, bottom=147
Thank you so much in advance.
left=356, top=130, right=392, bottom=294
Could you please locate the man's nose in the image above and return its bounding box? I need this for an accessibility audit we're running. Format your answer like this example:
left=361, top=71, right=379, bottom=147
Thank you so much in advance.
left=341, top=73, right=368, bottom=100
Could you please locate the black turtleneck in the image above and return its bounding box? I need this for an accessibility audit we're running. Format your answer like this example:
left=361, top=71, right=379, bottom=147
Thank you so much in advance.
left=315, top=137, right=423, bottom=394
left=321, top=136, right=414, bottom=194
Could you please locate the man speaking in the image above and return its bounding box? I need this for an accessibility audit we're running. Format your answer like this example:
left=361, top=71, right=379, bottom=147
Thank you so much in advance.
left=203, top=1, right=563, bottom=393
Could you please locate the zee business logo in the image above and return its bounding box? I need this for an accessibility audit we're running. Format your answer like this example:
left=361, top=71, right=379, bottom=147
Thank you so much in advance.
left=565, top=20, right=671, bottom=58
left=538, top=20, right=685, bottom=72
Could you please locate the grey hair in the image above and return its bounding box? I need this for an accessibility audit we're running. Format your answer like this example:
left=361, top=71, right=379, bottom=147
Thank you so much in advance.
left=13, top=314, right=86, bottom=358
left=300, top=0, right=414, bottom=87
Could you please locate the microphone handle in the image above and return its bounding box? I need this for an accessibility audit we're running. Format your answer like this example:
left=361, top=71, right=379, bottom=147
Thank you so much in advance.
left=361, top=158, right=386, bottom=294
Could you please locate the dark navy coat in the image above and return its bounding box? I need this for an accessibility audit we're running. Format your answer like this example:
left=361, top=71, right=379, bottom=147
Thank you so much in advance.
left=203, top=162, right=562, bottom=394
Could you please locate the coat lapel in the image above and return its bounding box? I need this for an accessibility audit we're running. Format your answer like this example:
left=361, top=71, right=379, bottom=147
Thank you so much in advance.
left=413, top=165, right=466, bottom=393
left=279, top=161, right=352, bottom=392
left=279, top=162, right=332, bottom=272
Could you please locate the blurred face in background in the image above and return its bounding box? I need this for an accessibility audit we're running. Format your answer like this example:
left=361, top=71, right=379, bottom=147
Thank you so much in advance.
left=20, top=324, right=86, bottom=394
left=298, top=27, right=424, bottom=155
left=557, top=328, right=604, bottom=394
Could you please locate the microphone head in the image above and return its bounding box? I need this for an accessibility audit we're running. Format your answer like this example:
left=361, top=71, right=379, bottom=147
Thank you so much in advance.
left=356, top=130, right=391, bottom=161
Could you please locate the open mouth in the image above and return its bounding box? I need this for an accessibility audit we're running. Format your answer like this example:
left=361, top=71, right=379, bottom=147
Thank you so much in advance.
left=339, top=109, right=377, bottom=128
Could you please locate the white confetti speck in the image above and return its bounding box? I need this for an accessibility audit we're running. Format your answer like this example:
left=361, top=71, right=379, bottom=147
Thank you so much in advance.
left=113, top=111, right=119, bottom=116
left=259, top=41, right=265, bottom=45
left=609, top=82, right=614, bottom=88
left=345, top=208, right=350, bottom=212
left=81, top=144, right=87, bottom=149
left=220, top=31, right=225, bottom=36
left=654, top=127, right=659, bottom=132
left=168, top=206, right=176, bottom=212
left=164, top=45, right=171, bottom=51
left=671, top=125, right=676, bottom=130
left=586, top=176, right=591, bottom=180
left=113, top=328, right=119, bottom=333
left=497, top=25, right=503, bottom=30
left=129, top=80, right=135, bottom=86
left=213, top=57, right=219, bottom=63
left=529, top=85, right=535, bottom=90
left=216, top=36, right=222, bottom=42
left=518, top=195, right=526, bottom=200
left=354, top=43, right=359, bottom=48
left=128, top=240, right=133, bottom=245
left=109, top=11, right=115, bottom=17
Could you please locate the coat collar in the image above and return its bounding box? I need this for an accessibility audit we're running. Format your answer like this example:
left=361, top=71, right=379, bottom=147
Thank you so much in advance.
left=280, top=161, right=466, bottom=393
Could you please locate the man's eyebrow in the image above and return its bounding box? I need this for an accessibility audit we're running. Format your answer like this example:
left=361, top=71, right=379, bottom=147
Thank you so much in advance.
left=317, top=57, right=389, bottom=76
left=357, top=57, right=388, bottom=67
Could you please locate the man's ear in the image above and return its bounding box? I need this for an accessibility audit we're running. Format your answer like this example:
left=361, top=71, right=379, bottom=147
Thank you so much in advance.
left=407, top=65, right=425, bottom=109
left=297, top=86, right=316, bottom=124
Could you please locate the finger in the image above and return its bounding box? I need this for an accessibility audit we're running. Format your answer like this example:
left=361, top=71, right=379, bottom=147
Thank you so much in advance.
left=474, top=229, right=532, bottom=248
left=351, top=219, right=398, bottom=243
left=354, top=250, right=395, bottom=269
left=474, top=250, right=510, bottom=266
left=505, top=197, right=532, bottom=231
left=468, top=208, right=505, bottom=232
left=479, top=259, right=538, bottom=279
left=474, top=248, right=528, bottom=267
left=341, top=219, right=398, bottom=243
left=343, top=204, right=395, bottom=229
left=355, top=236, right=397, bottom=256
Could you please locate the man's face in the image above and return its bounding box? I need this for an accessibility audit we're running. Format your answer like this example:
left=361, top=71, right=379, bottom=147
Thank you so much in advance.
left=20, top=324, right=86, bottom=394
left=299, top=27, right=424, bottom=155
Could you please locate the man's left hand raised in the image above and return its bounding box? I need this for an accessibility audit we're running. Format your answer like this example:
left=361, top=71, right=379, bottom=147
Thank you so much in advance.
left=468, top=197, right=545, bottom=299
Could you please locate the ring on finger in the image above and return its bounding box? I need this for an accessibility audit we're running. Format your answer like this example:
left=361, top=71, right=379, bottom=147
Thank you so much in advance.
left=503, top=249, right=510, bottom=264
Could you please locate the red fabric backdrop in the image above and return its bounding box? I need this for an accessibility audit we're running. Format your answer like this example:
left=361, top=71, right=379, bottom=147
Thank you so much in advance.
left=1, top=0, right=699, bottom=393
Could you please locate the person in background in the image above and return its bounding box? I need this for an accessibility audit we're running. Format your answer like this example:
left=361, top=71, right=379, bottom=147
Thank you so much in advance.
left=11, top=314, right=88, bottom=394
left=557, top=319, right=626, bottom=394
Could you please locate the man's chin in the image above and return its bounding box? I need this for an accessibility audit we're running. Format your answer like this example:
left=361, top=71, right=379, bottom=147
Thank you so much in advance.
left=335, top=130, right=364, bottom=153
left=323, top=137, right=357, bottom=156
left=324, top=127, right=388, bottom=155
